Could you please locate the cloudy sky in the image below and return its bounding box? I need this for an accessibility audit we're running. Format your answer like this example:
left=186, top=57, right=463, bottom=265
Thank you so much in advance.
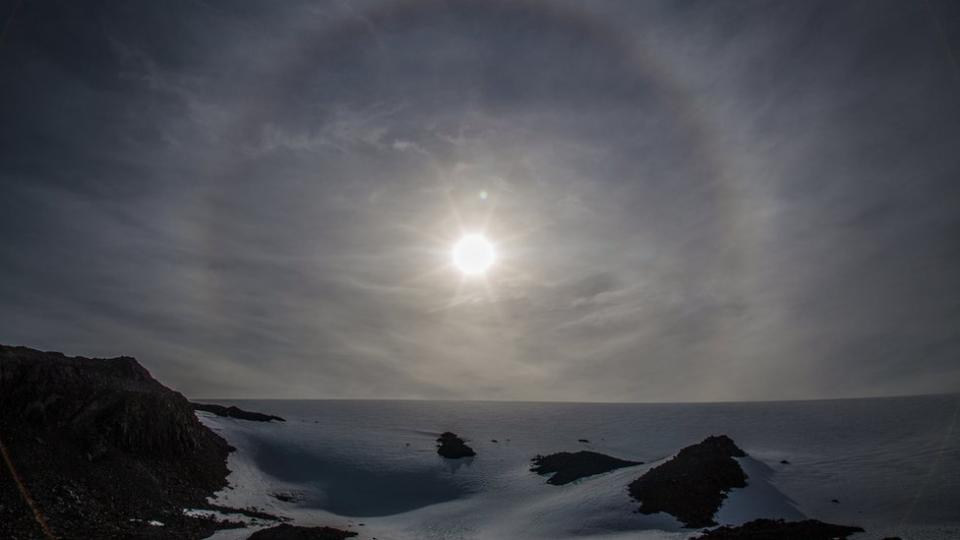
left=1, top=0, right=959, bottom=401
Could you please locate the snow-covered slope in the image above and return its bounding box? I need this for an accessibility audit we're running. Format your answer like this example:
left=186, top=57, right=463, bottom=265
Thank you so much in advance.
left=197, top=394, right=960, bottom=539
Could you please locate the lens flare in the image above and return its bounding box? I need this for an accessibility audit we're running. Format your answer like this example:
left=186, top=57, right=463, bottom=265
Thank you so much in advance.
left=452, top=234, right=495, bottom=276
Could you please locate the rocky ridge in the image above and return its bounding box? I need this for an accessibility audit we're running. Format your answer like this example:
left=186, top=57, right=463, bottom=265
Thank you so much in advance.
left=0, top=345, right=232, bottom=539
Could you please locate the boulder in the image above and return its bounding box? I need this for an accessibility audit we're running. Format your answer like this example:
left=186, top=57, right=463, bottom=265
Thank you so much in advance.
left=436, top=432, right=476, bottom=458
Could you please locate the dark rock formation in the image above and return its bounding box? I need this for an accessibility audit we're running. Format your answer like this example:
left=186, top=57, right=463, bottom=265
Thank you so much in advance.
left=780, top=459, right=790, bottom=464
left=436, top=432, right=476, bottom=458
left=690, top=518, right=865, bottom=539
left=628, top=435, right=748, bottom=528
left=0, top=345, right=234, bottom=539
left=578, top=438, right=590, bottom=443
left=531, top=451, right=641, bottom=485
left=271, top=492, right=300, bottom=503
left=246, top=524, right=358, bottom=539
left=208, top=504, right=283, bottom=522
left=192, top=402, right=286, bottom=422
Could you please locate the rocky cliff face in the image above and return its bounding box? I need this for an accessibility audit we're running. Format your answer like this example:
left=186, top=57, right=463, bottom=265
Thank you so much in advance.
left=0, top=345, right=232, bottom=539
left=1, top=345, right=228, bottom=458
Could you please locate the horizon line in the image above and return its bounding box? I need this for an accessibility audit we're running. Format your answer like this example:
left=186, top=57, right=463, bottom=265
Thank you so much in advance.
left=189, top=390, right=960, bottom=407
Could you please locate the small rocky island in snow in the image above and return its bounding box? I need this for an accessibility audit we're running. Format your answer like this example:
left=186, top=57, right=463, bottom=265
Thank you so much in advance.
left=629, top=434, right=749, bottom=528
left=436, top=431, right=476, bottom=458
left=531, top=450, right=641, bottom=485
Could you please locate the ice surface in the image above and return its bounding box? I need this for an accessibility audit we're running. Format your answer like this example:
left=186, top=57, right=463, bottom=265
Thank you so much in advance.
left=197, top=394, right=960, bottom=539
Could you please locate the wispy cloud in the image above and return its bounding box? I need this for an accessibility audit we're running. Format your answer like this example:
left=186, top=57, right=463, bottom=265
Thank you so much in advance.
left=1, top=0, right=958, bottom=401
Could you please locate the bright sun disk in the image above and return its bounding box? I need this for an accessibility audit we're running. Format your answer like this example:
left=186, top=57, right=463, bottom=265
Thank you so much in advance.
left=452, top=234, right=495, bottom=276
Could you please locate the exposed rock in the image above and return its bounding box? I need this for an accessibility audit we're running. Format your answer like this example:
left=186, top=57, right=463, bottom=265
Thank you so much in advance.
left=436, top=432, right=476, bottom=458
left=0, top=344, right=234, bottom=539
left=192, top=402, right=285, bottom=423
left=531, top=451, right=641, bottom=485
left=271, top=492, right=299, bottom=503
left=690, top=518, right=865, bottom=539
left=628, top=435, right=748, bottom=528
left=578, top=438, right=590, bottom=443
left=246, top=524, right=358, bottom=539
left=780, top=459, right=790, bottom=464
left=208, top=504, right=284, bottom=522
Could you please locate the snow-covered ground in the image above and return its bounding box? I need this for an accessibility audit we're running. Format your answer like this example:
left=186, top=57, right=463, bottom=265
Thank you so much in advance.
left=196, top=394, right=960, bottom=540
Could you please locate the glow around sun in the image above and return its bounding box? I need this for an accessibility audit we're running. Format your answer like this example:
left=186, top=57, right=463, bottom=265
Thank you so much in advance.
left=452, top=234, right=496, bottom=276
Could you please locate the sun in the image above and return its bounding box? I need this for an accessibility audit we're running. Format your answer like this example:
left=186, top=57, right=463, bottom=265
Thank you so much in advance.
left=452, top=234, right=496, bottom=276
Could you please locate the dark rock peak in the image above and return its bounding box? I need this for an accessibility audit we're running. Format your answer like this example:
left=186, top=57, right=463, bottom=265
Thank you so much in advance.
left=436, top=431, right=476, bottom=459
left=192, top=402, right=286, bottom=422
left=531, top=450, right=641, bottom=485
left=0, top=344, right=232, bottom=539
left=247, top=524, right=358, bottom=539
left=628, top=434, right=749, bottom=528
left=690, top=518, right=865, bottom=539
left=694, top=435, right=747, bottom=458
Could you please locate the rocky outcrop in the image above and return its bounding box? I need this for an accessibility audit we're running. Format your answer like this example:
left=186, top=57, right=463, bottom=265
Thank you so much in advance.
left=628, top=435, right=748, bottom=528
left=246, top=524, right=358, bottom=539
left=690, top=518, right=865, bottom=539
left=0, top=345, right=233, bottom=539
left=192, top=402, right=285, bottom=422
left=0, top=345, right=226, bottom=458
left=531, top=451, right=641, bottom=485
left=436, top=432, right=476, bottom=458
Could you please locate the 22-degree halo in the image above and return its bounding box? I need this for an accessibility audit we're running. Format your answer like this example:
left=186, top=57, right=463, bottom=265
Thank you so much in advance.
left=452, top=234, right=495, bottom=276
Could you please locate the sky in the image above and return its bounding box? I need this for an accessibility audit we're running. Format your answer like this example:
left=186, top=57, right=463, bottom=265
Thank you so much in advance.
left=1, top=0, right=959, bottom=402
